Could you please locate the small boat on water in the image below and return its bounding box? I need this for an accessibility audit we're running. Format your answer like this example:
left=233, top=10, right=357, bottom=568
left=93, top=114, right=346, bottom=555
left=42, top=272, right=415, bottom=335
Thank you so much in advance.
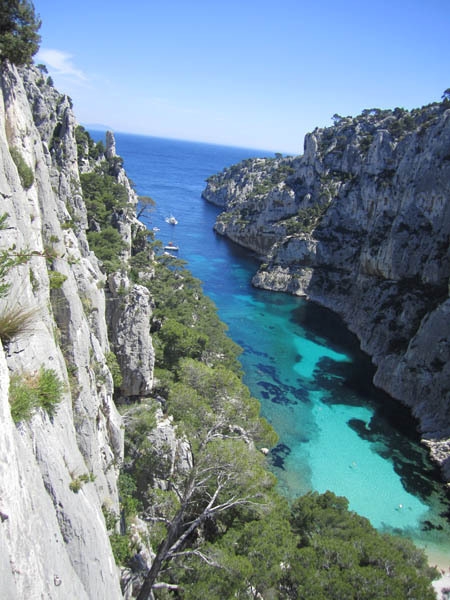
left=165, top=215, right=178, bottom=225
left=152, top=226, right=160, bottom=232
left=164, top=242, right=179, bottom=251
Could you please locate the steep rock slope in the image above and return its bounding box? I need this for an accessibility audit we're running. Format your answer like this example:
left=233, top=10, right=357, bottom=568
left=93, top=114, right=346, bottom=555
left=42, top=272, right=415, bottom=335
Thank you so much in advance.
left=0, top=62, right=149, bottom=598
left=203, top=103, right=450, bottom=479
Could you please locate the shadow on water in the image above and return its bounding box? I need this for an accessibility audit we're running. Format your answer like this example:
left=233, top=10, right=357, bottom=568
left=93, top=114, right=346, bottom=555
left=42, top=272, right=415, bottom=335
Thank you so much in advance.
left=256, top=363, right=309, bottom=406
left=271, top=443, right=291, bottom=470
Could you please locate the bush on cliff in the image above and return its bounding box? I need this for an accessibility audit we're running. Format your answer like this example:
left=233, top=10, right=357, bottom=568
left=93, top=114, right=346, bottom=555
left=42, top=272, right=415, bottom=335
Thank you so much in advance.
left=9, top=366, right=65, bottom=422
left=81, top=171, right=129, bottom=227
left=9, top=147, right=34, bottom=189
left=75, top=125, right=105, bottom=162
left=80, top=166, right=130, bottom=273
left=87, top=226, right=126, bottom=273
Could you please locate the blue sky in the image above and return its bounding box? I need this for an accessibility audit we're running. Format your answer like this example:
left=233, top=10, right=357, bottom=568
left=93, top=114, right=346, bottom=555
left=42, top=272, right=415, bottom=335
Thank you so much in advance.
left=34, top=0, right=450, bottom=154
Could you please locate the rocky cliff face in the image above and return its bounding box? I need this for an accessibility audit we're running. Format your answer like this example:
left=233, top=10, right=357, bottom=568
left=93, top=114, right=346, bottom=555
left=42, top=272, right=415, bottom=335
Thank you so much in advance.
left=0, top=62, right=158, bottom=598
left=203, top=103, right=450, bottom=480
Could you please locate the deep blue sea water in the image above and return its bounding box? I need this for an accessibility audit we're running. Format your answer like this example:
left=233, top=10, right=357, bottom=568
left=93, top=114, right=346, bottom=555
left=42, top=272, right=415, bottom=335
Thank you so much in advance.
left=91, top=131, right=450, bottom=564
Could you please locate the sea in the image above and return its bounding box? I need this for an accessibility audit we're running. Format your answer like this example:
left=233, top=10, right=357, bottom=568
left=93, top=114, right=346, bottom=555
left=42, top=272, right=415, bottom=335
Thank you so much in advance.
left=91, top=130, right=450, bottom=567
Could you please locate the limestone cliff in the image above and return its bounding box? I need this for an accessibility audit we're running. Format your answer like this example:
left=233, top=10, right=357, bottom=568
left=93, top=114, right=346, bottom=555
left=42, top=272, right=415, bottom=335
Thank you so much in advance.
left=0, top=61, right=155, bottom=598
left=202, top=102, right=450, bottom=480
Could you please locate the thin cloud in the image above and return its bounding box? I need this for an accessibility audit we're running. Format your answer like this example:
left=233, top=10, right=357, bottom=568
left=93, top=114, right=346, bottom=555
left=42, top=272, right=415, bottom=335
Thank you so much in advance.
left=36, top=49, right=87, bottom=82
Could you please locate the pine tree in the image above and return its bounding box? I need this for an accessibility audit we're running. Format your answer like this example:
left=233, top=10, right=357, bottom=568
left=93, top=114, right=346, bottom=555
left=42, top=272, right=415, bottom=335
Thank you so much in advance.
left=0, top=0, right=41, bottom=65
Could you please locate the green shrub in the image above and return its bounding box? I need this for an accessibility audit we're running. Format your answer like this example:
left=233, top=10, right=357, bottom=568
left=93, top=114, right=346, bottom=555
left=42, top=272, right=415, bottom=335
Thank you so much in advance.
left=87, top=227, right=126, bottom=273
left=80, top=171, right=129, bottom=227
left=69, top=478, right=82, bottom=493
left=150, top=259, right=242, bottom=374
left=152, top=367, right=174, bottom=396
left=8, top=372, right=36, bottom=422
left=69, top=472, right=94, bottom=493
left=80, top=168, right=129, bottom=272
left=43, top=245, right=58, bottom=262
left=9, top=367, right=65, bottom=422
left=280, top=203, right=330, bottom=235
left=359, top=134, right=374, bottom=154
left=118, top=472, right=141, bottom=519
left=251, top=180, right=273, bottom=196
left=9, top=147, right=34, bottom=189
left=103, top=499, right=136, bottom=565
left=48, top=270, right=67, bottom=289
left=75, top=126, right=106, bottom=165
left=0, top=214, right=29, bottom=298
left=105, top=351, right=123, bottom=389
left=288, top=491, right=439, bottom=598
left=124, top=402, right=157, bottom=453
left=109, top=533, right=133, bottom=565
left=156, top=318, right=208, bottom=369
left=35, top=367, right=65, bottom=416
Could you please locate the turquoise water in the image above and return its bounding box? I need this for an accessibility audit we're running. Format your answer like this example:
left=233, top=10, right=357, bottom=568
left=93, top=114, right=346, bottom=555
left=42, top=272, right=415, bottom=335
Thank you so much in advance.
left=92, top=131, right=450, bottom=561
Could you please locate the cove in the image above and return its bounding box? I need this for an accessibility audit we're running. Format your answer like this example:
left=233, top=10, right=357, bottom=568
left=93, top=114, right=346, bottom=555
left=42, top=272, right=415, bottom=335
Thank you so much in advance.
left=93, top=130, right=450, bottom=564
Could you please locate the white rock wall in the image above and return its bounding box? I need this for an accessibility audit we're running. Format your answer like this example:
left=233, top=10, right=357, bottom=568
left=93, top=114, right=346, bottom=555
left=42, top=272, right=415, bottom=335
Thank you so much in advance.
left=0, top=63, right=123, bottom=598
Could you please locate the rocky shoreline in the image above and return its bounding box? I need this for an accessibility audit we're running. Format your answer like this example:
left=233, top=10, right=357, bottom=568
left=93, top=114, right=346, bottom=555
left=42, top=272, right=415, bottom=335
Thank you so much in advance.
left=203, top=102, right=450, bottom=481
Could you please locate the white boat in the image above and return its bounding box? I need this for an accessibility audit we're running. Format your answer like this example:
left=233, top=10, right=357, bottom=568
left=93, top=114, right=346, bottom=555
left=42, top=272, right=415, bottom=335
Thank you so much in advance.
left=165, top=215, right=178, bottom=225
left=164, top=242, right=179, bottom=251
left=152, top=226, right=160, bottom=232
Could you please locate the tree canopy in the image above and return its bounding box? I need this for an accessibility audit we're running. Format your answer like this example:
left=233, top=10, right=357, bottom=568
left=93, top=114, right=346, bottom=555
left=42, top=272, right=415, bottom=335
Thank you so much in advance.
left=0, top=0, right=41, bottom=65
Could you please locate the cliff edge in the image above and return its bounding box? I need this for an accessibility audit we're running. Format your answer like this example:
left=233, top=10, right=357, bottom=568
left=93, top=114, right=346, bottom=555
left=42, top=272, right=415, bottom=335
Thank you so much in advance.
left=0, top=61, right=149, bottom=598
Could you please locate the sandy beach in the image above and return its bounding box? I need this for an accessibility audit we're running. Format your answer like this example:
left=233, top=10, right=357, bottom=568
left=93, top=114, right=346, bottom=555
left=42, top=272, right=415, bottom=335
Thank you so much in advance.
left=423, top=547, right=450, bottom=599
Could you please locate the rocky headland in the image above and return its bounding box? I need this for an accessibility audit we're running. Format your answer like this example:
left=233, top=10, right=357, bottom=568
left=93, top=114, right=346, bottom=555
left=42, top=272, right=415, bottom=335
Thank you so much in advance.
left=202, top=102, right=450, bottom=481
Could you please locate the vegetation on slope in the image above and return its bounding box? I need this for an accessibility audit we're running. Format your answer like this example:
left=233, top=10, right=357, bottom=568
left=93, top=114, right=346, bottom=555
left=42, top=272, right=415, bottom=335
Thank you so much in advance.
left=79, top=147, right=130, bottom=273
left=123, top=252, right=438, bottom=599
